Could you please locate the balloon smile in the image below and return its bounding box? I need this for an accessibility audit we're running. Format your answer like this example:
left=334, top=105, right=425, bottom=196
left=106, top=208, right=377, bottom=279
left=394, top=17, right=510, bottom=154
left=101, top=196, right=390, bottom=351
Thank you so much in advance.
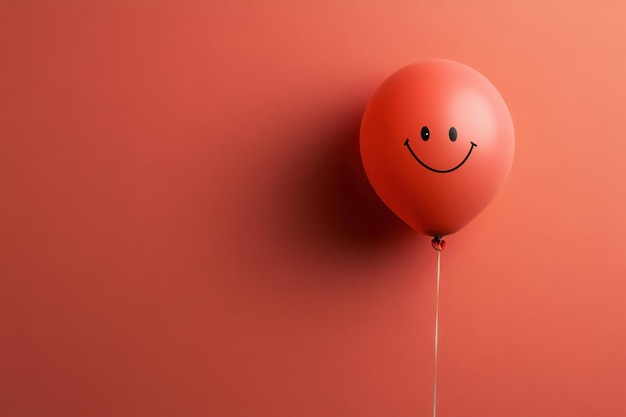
left=403, top=139, right=477, bottom=173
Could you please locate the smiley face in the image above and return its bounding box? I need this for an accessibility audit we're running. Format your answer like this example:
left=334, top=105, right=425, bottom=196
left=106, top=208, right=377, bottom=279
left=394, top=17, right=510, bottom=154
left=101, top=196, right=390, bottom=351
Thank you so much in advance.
left=403, top=126, right=477, bottom=173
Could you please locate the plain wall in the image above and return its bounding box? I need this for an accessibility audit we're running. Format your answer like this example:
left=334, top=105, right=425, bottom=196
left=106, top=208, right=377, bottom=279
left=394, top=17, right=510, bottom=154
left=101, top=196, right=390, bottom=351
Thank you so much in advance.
left=2, top=1, right=625, bottom=416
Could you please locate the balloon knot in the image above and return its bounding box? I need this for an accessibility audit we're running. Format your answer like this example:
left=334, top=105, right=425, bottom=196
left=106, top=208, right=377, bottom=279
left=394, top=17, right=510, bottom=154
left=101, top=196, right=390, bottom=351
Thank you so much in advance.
left=431, top=236, right=447, bottom=251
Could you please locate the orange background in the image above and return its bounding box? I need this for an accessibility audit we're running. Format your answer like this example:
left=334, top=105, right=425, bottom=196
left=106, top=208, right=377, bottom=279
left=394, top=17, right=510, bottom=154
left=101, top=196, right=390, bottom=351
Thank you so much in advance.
left=2, top=1, right=626, bottom=416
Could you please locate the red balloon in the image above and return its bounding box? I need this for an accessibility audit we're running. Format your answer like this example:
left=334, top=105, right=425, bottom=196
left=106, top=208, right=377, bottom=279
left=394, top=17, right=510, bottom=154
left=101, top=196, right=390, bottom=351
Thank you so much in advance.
left=360, top=60, right=514, bottom=237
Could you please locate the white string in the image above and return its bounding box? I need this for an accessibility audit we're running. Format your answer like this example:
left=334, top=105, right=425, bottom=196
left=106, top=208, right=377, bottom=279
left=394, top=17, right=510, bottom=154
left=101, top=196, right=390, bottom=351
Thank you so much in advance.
left=433, top=249, right=441, bottom=417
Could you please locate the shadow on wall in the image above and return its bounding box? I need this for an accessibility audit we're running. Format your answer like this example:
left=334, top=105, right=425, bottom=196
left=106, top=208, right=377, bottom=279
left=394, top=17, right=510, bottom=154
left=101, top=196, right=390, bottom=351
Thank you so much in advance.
left=283, top=98, right=416, bottom=259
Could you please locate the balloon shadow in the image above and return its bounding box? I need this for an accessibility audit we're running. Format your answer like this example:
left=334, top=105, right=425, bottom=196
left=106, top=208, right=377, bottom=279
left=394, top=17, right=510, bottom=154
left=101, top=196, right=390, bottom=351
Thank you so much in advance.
left=290, top=105, right=416, bottom=257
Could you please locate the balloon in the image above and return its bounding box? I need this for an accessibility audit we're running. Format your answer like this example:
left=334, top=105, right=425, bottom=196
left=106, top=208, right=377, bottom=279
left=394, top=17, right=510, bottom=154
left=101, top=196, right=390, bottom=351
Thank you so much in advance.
left=360, top=60, right=514, bottom=237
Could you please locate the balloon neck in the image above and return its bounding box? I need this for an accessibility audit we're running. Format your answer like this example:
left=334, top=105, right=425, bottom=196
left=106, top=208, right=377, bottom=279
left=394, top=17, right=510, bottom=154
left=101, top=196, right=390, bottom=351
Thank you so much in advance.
left=431, top=236, right=447, bottom=251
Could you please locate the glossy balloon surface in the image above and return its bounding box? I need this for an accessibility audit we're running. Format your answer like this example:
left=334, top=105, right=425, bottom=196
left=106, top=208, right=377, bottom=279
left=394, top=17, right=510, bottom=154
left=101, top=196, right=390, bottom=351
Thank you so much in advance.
left=360, top=60, right=515, bottom=236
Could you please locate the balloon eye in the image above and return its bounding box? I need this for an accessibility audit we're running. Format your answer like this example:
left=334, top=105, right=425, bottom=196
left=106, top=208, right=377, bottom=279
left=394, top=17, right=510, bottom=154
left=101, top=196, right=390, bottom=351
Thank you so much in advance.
left=420, top=126, right=430, bottom=141
left=449, top=127, right=457, bottom=142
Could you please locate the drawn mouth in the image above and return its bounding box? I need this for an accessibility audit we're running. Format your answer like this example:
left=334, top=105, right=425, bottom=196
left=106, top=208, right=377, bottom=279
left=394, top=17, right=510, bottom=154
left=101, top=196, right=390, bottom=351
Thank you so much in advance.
left=403, top=138, right=477, bottom=173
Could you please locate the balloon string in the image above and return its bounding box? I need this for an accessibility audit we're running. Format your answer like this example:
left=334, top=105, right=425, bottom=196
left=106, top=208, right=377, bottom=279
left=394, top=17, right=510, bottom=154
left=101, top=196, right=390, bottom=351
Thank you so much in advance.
left=431, top=236, right=445, bottom=417
left=433, top=249, right=441, bottom=417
